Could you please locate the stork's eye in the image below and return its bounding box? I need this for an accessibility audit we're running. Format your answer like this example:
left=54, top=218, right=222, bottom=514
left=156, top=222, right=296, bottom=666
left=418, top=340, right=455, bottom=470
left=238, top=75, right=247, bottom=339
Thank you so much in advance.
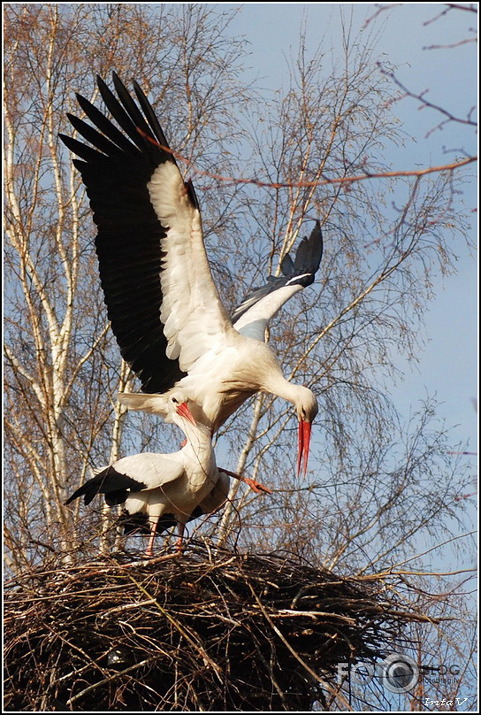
left=171, top=396, right=178, bottom=404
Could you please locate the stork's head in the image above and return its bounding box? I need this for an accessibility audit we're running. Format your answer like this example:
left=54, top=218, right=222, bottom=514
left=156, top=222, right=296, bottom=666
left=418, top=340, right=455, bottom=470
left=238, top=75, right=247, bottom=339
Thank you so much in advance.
left=116, top=388, right=195, bottom=423
left=295, top=386, right=318, bottom=477
left=166, top=389, right=197, bottom=426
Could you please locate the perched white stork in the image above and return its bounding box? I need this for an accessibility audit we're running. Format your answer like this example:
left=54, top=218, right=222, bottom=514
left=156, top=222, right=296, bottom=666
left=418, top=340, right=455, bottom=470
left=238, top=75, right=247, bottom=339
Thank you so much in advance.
left=65, top=391, right=271, bottom=556
left=60, top=73, right=323, bottom=476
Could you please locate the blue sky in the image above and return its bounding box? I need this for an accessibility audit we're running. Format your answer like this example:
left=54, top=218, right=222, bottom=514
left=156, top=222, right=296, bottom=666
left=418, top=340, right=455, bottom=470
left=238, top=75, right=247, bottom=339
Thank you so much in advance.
left=222, top=2, right=477, bottom=453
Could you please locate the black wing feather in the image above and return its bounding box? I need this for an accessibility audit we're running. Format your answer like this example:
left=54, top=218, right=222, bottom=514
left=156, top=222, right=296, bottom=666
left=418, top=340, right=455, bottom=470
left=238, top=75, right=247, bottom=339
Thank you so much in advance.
left=65, top=466, right=147, bottom=507
left=290, top=221, right=323, bottom=278
left=231, top=221, right=323, bottom=323
left=132, top=81, right=170, bottom=148
left=75, top=93, right=136, bottom=153
left=66, top=113, right=123, bottom=157
left=59, top=134, right=104, bottom=164
left=60, top=73, right=187, bottom=393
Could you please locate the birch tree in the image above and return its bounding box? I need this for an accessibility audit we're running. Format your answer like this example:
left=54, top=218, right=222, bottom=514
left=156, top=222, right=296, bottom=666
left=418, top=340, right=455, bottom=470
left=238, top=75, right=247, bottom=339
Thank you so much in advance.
left=4, top=2, right=250, bottom=568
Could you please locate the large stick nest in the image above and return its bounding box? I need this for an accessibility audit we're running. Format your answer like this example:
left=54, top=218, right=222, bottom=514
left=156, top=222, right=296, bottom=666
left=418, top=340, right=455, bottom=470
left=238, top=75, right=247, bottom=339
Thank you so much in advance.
left=5, top=543, right=432, bottom=711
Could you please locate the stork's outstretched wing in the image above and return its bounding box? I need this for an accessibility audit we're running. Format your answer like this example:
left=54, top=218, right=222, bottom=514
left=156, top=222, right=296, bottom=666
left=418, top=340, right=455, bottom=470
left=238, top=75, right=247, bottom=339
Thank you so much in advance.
left=60, top=73, right=232, bottom=393
left=232, top=221, right=323, bottom=340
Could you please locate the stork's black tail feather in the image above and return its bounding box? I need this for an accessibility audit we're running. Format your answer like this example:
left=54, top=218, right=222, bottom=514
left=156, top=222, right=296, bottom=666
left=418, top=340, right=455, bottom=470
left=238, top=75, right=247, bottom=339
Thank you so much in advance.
left=120, top=506, right=205, bottom=536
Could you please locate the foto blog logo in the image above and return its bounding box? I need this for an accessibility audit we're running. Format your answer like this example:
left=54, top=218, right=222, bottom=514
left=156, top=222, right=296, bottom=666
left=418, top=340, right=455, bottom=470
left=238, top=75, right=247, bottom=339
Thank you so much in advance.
left=337, top=653, right=419, bottom=694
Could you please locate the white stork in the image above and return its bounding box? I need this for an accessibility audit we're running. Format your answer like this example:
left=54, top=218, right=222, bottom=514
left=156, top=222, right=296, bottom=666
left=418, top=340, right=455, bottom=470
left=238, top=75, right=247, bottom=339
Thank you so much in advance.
left=65, top=391, right=271, bottom=556
left=60, top=73, right=323, bottom=476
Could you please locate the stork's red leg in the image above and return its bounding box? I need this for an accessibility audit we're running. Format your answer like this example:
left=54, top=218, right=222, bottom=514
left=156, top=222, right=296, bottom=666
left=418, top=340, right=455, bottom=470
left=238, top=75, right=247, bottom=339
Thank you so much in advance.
left=175, top=522, right=185, bottom=553
left=218, top=468, right=272, bottom=494
left=146, top=515, right=160, bottom=557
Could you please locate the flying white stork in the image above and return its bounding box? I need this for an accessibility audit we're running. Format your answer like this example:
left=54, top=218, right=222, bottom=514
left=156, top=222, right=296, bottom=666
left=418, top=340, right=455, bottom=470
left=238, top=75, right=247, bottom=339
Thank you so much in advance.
left=65, top=391, right=271, bottom=556
left=59, top=72, right=323, bottom=476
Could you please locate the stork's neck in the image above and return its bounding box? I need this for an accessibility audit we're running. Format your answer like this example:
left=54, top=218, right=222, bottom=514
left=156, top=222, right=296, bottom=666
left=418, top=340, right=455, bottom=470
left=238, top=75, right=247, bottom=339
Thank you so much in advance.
left=261, top=369, right=303, bottom=409
left=261, top=372, right=317, bottom=425
left=178, top=421, right=215, bottom=467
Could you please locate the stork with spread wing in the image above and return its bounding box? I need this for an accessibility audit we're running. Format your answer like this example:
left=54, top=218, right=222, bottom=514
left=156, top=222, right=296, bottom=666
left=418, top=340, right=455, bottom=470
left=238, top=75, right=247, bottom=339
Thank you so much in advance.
left=60, top=73, right=323, bottom=475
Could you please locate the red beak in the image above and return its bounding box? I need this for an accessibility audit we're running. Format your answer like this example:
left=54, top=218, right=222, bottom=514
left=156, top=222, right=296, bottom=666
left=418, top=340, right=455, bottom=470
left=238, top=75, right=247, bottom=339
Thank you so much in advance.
left=176, top=402, right=197, bottom=425
left=297, top=420, right=312, bottom=477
